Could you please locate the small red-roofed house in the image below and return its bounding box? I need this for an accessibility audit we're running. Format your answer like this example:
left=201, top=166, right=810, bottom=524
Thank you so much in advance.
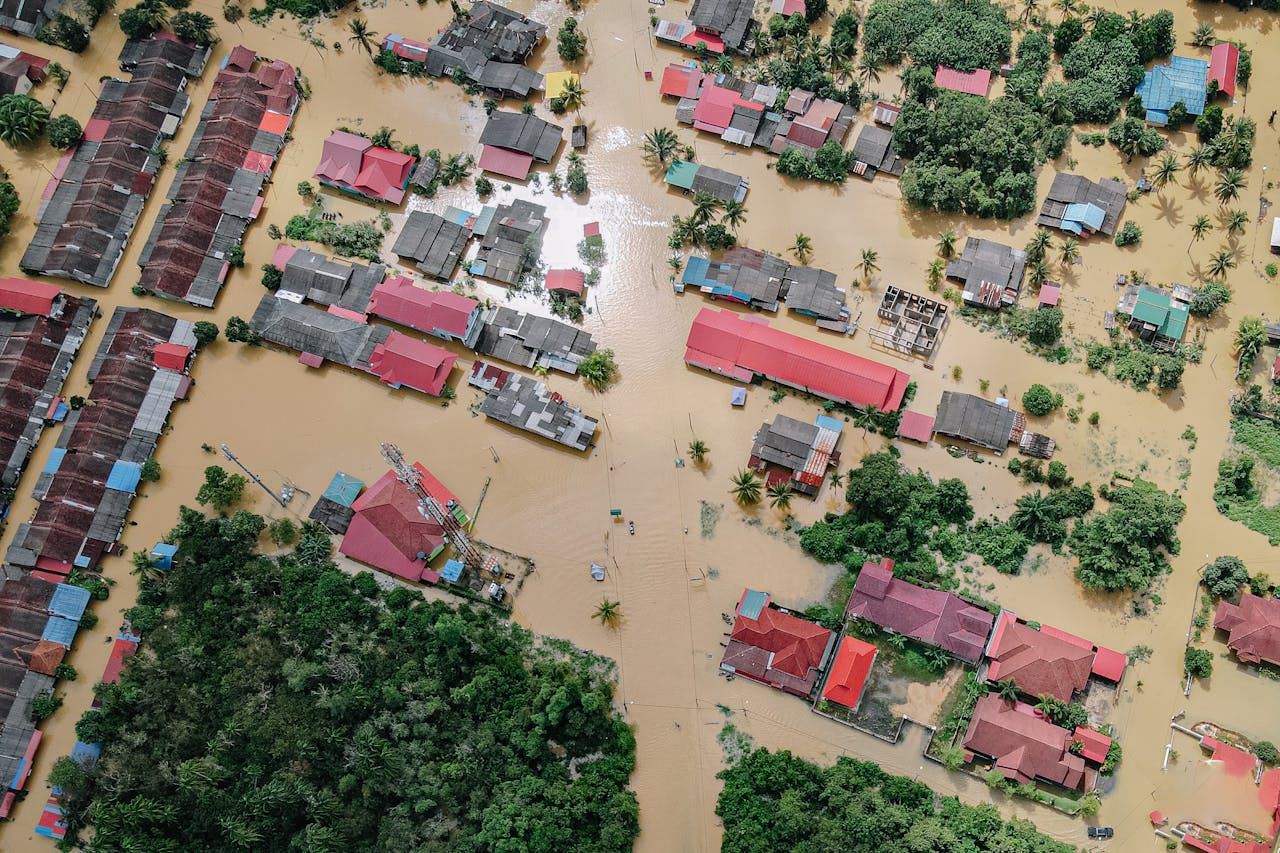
left=101, top=636, right=139, bottom=685
left=1209, top=42, right=1240, bottom=98
left=368, top=275, right=481, bottom=344
left=821, top=636, right=877, bottom=710
left=935, top=66, right=992, bottom=97
left=897, top=410, right=935, bottom=444
left=660, top=62, right=704, bottom=99
left=0, top=278, right=59, bottom=316
left=367, top=332, right=456, bottom=396
left=1071, top=726, right=1112, bottom=764
left=545, top=269, right=585, bottom=297
left=152, top=342, right=192, bottom=372
left=721, top=590, right=835, bottom=697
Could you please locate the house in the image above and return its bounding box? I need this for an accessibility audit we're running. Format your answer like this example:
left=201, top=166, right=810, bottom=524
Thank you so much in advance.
left=21, top=38, right=208, bottom=287
left=720, top=589, right=835, bottom=697
left=1135, top=56, right=1209, bottom=125
left=468, top=361, right=598, bottom=451
left=872, top=100, right=901, bottom=127
left=689, top=0, right=758, bottom=54
left=983, top=611, right=1095, bottom=701
left=544, top=70, right=578, bottom=101
left=471, top=199, right=546, bottom=285
left=655, top=19, right=727, bottom=55
left=1215, top=592, right=1280, bottom=666
left=1117, top=284, right=1190, bottom=351
left=849, top=125, right=904, bottom=179
left=663, top=159, right=749, bottom=204
left=137, top=49, right=298, bottom=307
left=473, top=306, right=596, bottom=374
left=117, top=32, right=211, bottom=76
left=249, top=294, right=387, bottom=370
left=478, top=111, right=563, bottom=179
left=783, top=264, right=847, bottom=322
left=935, top=66, right=992, bottom=97
left=748, top=414, right=842, bottom=497
left=391, top=210, right=472, bottom=280
left=821, top=636, right=877, bottom=710
left=313, top=131, right=416, bottom=204
left=366, top=275, right=482, bottom=346
left=963, top=695, right=1094, bottom=791
left=0, top=44, right=47, bottom=95
left=783, top=96, right=855, bottom=153
left=659, top=62, right=704, bottom=99
left=414, top=2, right=546, bottom=98
left=685, top=307, right=911, bottom=411
left=1071, top=727, right=1112, bottom=764
left=339, top=467, right=447, bottom=583
left=367, top=333, right=456, bottom=397
left=0, top=0, right=65, bottom=38
left=681, top=255, right=784, bottom=311
left=945, top=238, right=1027, bottom=309
left=545, top=269, right=585, bottom=297
left=5, top=309, right=198, bottom=576
left=272, top=245, right=384, bottom=313
left=381, top=33, right=429, bottom=63
left=1037, top=173, right=1128, bottom=237
left=846, top=558, right=996, bottom=663
left=933, top=391, right=1024, bottom=453
left=897, top=411, right=935, bottom=444
left=1038, top=283, right=1060, bottom=309
left=769, top=0, right=804, bottom=15
left=409, top=155, right=439, bottom=191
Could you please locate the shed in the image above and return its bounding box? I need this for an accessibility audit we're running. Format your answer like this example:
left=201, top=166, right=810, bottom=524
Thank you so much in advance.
left=730, top=387, right=747, bottom=406
left=440, top=559, right=465, bottom=583
left=1208, top=42, right=1239, bottom=98
left=1071, top=726, right=1112, bottom=764
left=544, top=70, right=578, bottom=100
left=322, top=472, right=365, bottom=507
left=1091, top=646, right=1127, bottom=682
left=48, top=584, right=90, bottom=621
left=545, top=269, right=585, bottom=296
left=897, top=410, right=935, bottom=444
left=1038, top=283, right=1060, bottom=307
left=149, top=542, right=178, bottom=569
left=105, top=460, right=142, bottom=494
left=935, top=66, right=992, bottom=97
left=478, top=145, right=535, bottom=180
left=821, top=636, right=876, bottom=710
left=737, top=588, right=769, bottom=619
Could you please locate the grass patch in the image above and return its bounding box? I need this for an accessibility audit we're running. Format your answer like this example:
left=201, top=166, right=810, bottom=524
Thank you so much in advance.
left=1232, top=418, right=1280, bottom=468
left=699, top=501, right=722, bottom=538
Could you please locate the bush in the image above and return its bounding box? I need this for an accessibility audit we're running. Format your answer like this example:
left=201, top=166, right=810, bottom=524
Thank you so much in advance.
left=1026, top=308, right=1062, bottom=347
left=1184, top=646, right=1213, bottom=678
left=261, top=263, right=283, bottom=291
left=579, top=349, right=618, bottom=391
left=1203, top=555, right=1249, bottom=598
left=565, top=154, right=588, bottom=195
left=1256, top=741, right=1279, bottom=765
left=1189, top=282, right=1231, bottom=316
left=31, top=694, right=62, bottom=722
left=225, top=315, right=257, bottom=344
left=1072, top=479, right=1184, bottom=592
left=1113, top=222, right=1142, bottom=247
left=54, top=662, right=77, bottom=681
left=1021, top=384, right=1061, bottom=416
left=46, top=114, right=82, bottom=149
left=268, top=518, right=298, bottom=547
left=557, top=17, right=585, bottom=62
left=475, top=175, right=493, bottom=196
left=139, top=457, right=161, bottom=483
left=192, top=321, right=219, bottom=347
left=37, top=13, right=89, bottom=53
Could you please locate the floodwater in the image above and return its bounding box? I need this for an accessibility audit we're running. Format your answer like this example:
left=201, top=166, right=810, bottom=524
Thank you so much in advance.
left=1, top=0, right=1279, bottom=849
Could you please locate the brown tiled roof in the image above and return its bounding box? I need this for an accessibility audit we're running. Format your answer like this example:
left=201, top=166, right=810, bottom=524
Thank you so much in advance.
left=27, top=639, right=66, bottom=676
left=963, top=695, right=1091, bottom=790
left=985, top=614, right=1094, bottom=702
left=1215, top=593, right=1280, bottom=665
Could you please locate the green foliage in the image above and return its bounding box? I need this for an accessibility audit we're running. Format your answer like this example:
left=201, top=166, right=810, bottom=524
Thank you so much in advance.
left=31, top=694, right=62, bottom=723
left=192, top=321, right=219, bottom=347
left=253, top=0, right=353, bottom=21
left=0, top=94, right=49, bottom=145
left=55, top=662, right=77, bottom=681
left=475, top=175, right=493, bottom=196
left=57, top=508, right=639, bottom=851
left=861, top=0, right=1010, bottom=70
left=966, top=519, right=1028, bottom=574
left=171, top=10, right=216, bottom=44
left=268, top=517, right=298, bottom=547
left=195, top=465, right=247, bottom=511
left=260, top=263, right=283, bottom=291
left=1059, top=30, right=1143, bottom=123
left=1189, top=281, right=1231, bottom=316
left=37, top=13, right=89, bottom=53
left=1256, top=741, right=1278, bottom=766
left=579, top=348, right=617, bottom=391
left=1021, top=383, right=1061, bottom=416
left=1184, top=646, right=1213, bottom=678
left=1053, top=17, right=1083, bottom=55
left=557, top=17, right=585, bottom=61
left=1203, top=555, right=1249, bottom=598
left=224, top=316, right=257, bottom=344
left=1071, top=479, right=1184, bottom=592
left=1108, top=116, right=1166, bottom=160
left=0, top=179, right=17, bottom=239
left=717, top=747, right=1074, bottom=853
left=119, top=0, right=167, bottom=39
left=46, top=114, right=82, bottom=149
left=1113, top=221, right=1142, bottom=247
left=1025, top=307, right=1061, bottom=346
left=284, top=215, right=383, bottom=262
left=1197, top=105, right=1224, bottom=142
left=565, top=153, right=589, bottom=195
left=139, top=457, right=161, bottom=483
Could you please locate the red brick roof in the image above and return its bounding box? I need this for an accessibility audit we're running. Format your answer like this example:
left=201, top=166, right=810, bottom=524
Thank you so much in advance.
left=821, top=636, right=876, bottom=708
left=846, top=559, right=994, bottom=662
left=985, top=611, right=1094, bottom=702
left=964, top=695, right=1091, bottom=790
left=722, top=604, right=832, bottom=696
left=26, top=639, right=66, bottom=676
left=1215, top=593, right=1280, bottom=666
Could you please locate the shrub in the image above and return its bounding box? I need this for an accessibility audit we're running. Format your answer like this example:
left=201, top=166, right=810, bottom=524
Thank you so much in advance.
left=1256, top=741, right=1279, bottom=765
left=31, top=694, right=62, bottom=722
left=1113, top=221, right=1142, bottom=246
left=1189, top=282, right=1231, bottom=316
left=1184, top=646, right=1213, bottom=678
left=139, top=457, right=161, bottom=482
left=1203, top=555, right=1249, bottom=598
left=1021, top=384, right=1061, bottom=416
left=54, top=662, right=77, bottom=681
left=557, top=17, right=585, bottom=61
left=46, top=114, right=82, bottom=149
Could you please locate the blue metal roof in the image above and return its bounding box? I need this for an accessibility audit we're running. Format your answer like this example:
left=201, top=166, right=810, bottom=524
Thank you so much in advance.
left=150, top=542, right=178, bottom=569
left=815, top=414, right=844, bottom=434
left=105, top=460, right=142, bottom=494
left=41, top=615, right=78, bottom=649
left=322, top=472, right=365, bottom=507
left=441, top=559, right=465, bottom=583
left=1063, top=202, right=1106, bottom=232
left=70, top=741, right=101, bottom=768
left=1135, top=56, right=1208, bottom=120
left=681, top=256, right=714, bottom=287
left=730, top=387, right=747, bottom=406
left=739, top=589, right=769, bottom=620
left=42, top=447, right=65, bottom=475
left=48, top=584, right=90, bottom=621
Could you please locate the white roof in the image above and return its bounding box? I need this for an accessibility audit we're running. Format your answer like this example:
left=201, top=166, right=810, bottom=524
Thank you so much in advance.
left=1271, top=217, right=1280, bottom=248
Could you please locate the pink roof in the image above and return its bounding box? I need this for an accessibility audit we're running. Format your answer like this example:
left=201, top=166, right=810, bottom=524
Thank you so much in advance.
left=770, top=0, right=806, bottom=15
left=83, top=118, right=110, bottom=142
left=1202, top=736, right=1260, bottom=776
left=822, top=636, right=876, bottom=708
left=368, top=331, right=456, bottom=396
left=354, top=147, right=414, bottom=204
left=685, top=308, right=911, bottom=411
left=479, top=145, right=535, bottom=180
left=935, top=65, right=992, bottom=97
left=1210, top=42, right=1240, bottom=97
left=259, top=111, right=290, bottom=135
left=545, top=268, right=585, bottom=295
left=1090, top=645, right=1127, bottom=681
left=153, top=343, right=191, bottom=371
left=898, top=410, right=935, bottom=443
left=270, top=243, right=298, bottom=268
left=583, top=221, right=601, bottom=238
left=1216, top=592, right=1280, bottom=665
left=314, top=131, right=371, bottom=185
left=298, top=351, right=324, bottom=367
left=1071, top=726, right=1112, bottom=763
left=660, top=63, right=704, bottom=98
left=101, top=637, right=138, bottom=685
left=0, top=278, right=58, bottom=315
left=412, top=461, right=462, bottom=509
left=369, top=275, right=478, bottom=337
left=327, top=304, right=366, bottom=322
left=242, top=151, right=275, bottom=174
left=692, top=84, right=759, bottom=133
left=986, top=613, right=1094, bottom=702
left=339, top=468, right=446, bottom=583
left=1038, top=283, right=1060, bottom=306
left=680, top=29, right=724, bottom=53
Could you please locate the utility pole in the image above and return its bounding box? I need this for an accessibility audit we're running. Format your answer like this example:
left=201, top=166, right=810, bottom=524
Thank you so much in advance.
left=220, top=444, right=289, bottom=508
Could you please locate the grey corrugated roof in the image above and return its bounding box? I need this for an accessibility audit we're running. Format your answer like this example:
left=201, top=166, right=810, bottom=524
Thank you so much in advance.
left=249, top=294, right=380, bottom=367
left=752, top=415, right=818, bottom=469
left=934, top=391, right=1017, bottom=450
left=478, top=371, right=596, bottom=450
left=392, top=211, right=472, bottom=279
left=784, top=266, right=845, bottom=320
left=479, top=111, right=563, bottom=162
left=1037, top=172, right=1128, bottom=236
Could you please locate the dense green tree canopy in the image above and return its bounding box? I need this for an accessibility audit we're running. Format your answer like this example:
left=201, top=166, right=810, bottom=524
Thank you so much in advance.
left=56, top=508, right=638, bottom=852
left=861, top=0, right=1010, bottom=71
left=1071, top=479, right=1184, bottom=592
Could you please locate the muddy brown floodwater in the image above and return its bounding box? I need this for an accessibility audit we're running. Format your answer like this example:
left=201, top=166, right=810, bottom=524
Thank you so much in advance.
left=1, top=0, right=1279, bottom=849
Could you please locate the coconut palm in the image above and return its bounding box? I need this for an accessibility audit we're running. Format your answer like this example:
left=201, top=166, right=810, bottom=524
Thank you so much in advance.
left=720, top=199, right=746, bottom=232
left=1235, top=317, right=1266, bottom=378
left=937, top=229, right=957, bottom=258
left=714, top=54, right=734, bottom=75
left=1224, top=209, right=1248, bottom=237
left=1189, top=215, right=1212, bottom=249
left=1059, top=237, right=1080, bottom=268
left=996, top=679, right=1020, bottom=702
left=347, top=18, right=377, bottom=55
left=1191, top=21, right=1215, bottom=47
left=1151, top=152, right=1180, bottom=189
left=559, top=77, right=587, bottom=117
left=767, top=482, right=793, bottom=512
left=1186, top=145, right=1213, bottom=179
left=1010, top=491, right=1056, bottom=540
left=593, top=598, right=621, bottom=628
left=690, top=191, right=720, bottom=226
left=729, top=470, right=762, bottom=504
left=1020, top=0, right=1038, bottom=24
left=1028, top=259, right=1050, bottom=288
left=0, top=94, right=49, bottom=145
left=1214, top=168, right=1245, bottom=205
left=853, top=404, right=878, bottom=436
left=641, top=127, right=680, bottom=163
left=1208, top=249, right=1236, bottom=279
left=858, top=248, right=880, bottom=283
left=887, top=632, right=908, bottom=651
left=790, top=233, right=813, bottom=264
left=1085, top=7, right=1106, bottom=28
left=688, top=439, right=708, bottom=464
left=1055, top=0, right=1077, bottom=19
left=1041, top=85, right=1071, bottom=124
left=856, top=55, right=880, bottom=87
left=1025, top=228, right=1052, bottom=262
left=827, top=469, right=844, bottom=489
left=927, top=258, right=945, bottom=290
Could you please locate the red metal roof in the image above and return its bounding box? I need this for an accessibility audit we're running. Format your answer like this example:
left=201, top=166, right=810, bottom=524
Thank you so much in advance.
left=152, top=342, right=190, bottom=371
left=1090, top=645, right=1127, bottom=682
left=101, top=636, right=138, bottom=684
left=1209, top=42, right=1239, bottom=97
left=1071, top=726, right=1111, bottom=763
left=822, top=636, right=876, bottom=708
left=897, top=410, right=935, bottom=443
left=935, top=65, right=992, bottom=97
left=685, top=308, right=910, bottom=411
left=545, top=268, right=585, bottom=295
left=0, top=278, right=58, bottom=315
left=1038, top=283, right=1060, bottom=307
left=692, top=84, right=758, bottom=133
left=369, top=275, right=478, bottom=337
left=659, top=63, right=704, bottom=98
left=478, top=145, right=535, bottom=179
left=368, top=332, right=456, bottom=396
left=339, top=468, right=445, bottom=584
left=680, top=30, right=724, bottom=53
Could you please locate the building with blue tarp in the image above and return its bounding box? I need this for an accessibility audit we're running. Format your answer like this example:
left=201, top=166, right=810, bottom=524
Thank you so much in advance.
left=441, top=559, right=465, bottom=583
left=70, top=741, right=101, bottom=768
left=41, top=615, right=78, bottom=649
left=1059, top=202, right=1106, bottom=236
left=48, top=584, right=90, bottom=621
left=105, top=460, right=142, bottom=494
left=1135, top=56, right=1209, bottom=125
left=322, top=472, right=365, bottom=508
left=149, top=542, right=178, bottom=569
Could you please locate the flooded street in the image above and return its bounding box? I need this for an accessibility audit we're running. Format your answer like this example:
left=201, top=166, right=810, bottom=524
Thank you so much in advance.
left=1, top=0, right=1279, bottom=849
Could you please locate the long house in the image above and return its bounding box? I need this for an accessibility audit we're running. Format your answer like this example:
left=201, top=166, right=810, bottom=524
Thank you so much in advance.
left=400, top=1, right=545, bottom=99
left=21, top=37, right=210, bottom=287
left=136, top=45, right=298, bottom=307
left=5, top=308, right=198, bottom=576
left=468, top=361, right=597, bottom=451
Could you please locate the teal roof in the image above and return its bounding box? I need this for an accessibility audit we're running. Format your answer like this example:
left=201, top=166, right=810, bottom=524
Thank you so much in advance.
left=322, top=472, right=364, bottom=507
left=1130, top=288, right=1170, bottom=326
left=1160, top=304, right=1189, bottom=340
left=739, top=589, right=769, bottom=620
left=665, top=159, right=698, bottom=191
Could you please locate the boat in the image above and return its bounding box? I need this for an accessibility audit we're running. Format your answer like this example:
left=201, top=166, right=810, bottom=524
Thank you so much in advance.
left=590, top=562, right=605, bottom=581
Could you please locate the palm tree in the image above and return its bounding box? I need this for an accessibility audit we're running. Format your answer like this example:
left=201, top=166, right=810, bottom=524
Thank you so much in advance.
left=1208, top=249, right=1236, bottom=279
left=996, top=679, right=1020, bottom=702
left=690, top=191, right=720, bottom=226
left=0, top=94, right=49, bottom=145
left=1189, top=215, right=1212, bottom=249
left=1186, top=145, right=1213, bottom=179
left=1040, top=85, right=1071, bottom=124
left=1151, top=152, right=1180, bottom=189
left=1020, top=0, right=1039, bottom=24
left=1192, top=21, right=1215, bottom=47
left=790, top=233, right=813, bottom=265
left=559, top=77, right=587, bottom=118
left=714, top=54, right=734, bottom=75
left=347, top=18, right=377, bottom=55
left=937, top=229, right=957, bottom=258
left=720, top=199, right=746, bottom=232
left=858, top=248, right=880, bottom=283
left=1028, top=259, right=1050, bottom=288
left=1034, top=694, right=1060, bottom=718
left=1059, top=237, right=1080, bottom=268
left=641, top=127, right=679, bottom=163
left=927, top=258, right=945, bottom=290
left=1235, top=317, right=1266, bottom=379
left=593, top=598, right=621, bottom=628
left=1010, top=491, right=1055, bottom=540
left=688, top=439, right=708, bottom=464
left=819, top=39, right=841, bottom=72
left=853, top=405, right=878, bottom=436
left=767, top=482, right=793, bottom=512
left=729, top=470, right=762, bottom=505
left=1215, top=168, right=1245, bottom=205
left=1085, top=7, right=1106, bottom=28
left=856, top=55, right=880, bottom=87
left=1225, top=209, right=1248, bottom=237
left=1055, top=0, right=1077, bottom=19
left=887, top=632, right=908, bottom=651
left=827, top=469, right=844, bottom=489
left=1025, top=228, right=1052, bottom=262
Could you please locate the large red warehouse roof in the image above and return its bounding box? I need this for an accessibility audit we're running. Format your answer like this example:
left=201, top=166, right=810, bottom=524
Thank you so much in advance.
left=685, top=308, right=910, bottom=411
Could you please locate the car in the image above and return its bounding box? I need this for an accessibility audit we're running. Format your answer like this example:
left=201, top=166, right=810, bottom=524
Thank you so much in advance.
left=1087, top=826, right=1115, bottom=839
